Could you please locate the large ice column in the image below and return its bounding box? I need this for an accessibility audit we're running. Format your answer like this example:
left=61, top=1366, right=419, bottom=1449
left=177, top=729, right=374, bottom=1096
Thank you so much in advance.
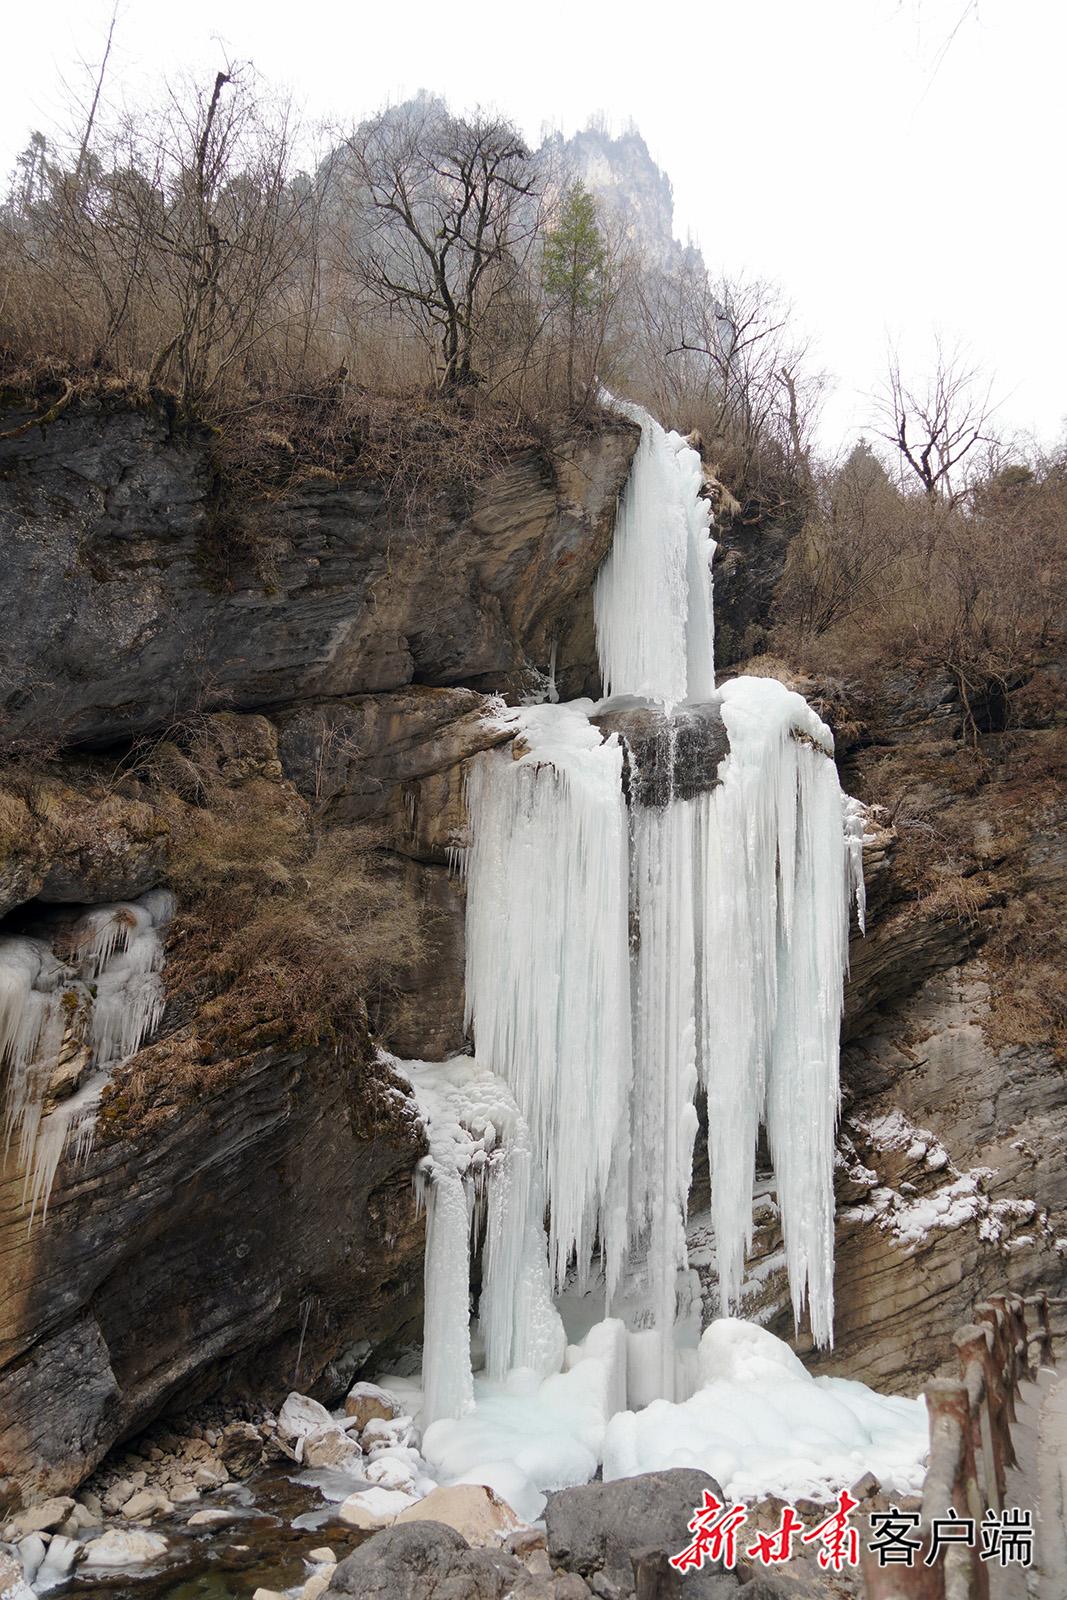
left=419, top=1157, right=476, bottom=1426
left=0, top=890, right=176, bottom=1222
left=628, top=793, right=700, bottom=1400
left=464, top=703, right=634, bottom=1301
left=594, top=400, right=715, bottom=707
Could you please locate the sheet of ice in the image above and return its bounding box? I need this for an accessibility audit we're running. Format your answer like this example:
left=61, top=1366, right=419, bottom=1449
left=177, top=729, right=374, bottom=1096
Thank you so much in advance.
left=463, top=703, right=633, bottom=1303
left=594, top=397, right=715, bottom=707
left=602, top=1320, right=928, bottom=1503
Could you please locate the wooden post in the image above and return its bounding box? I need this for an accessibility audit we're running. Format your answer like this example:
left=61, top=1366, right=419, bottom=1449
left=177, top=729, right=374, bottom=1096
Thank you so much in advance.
left=862, top=1286, right=1054, bottom=1599
left=1024, top=1293, right=1054, bottom=1370
left=954, top=1323, right=1000, bottom=1513
left=924, top=1379, right=987, bottom=1600
left=976, top=1303, right=1018, bottom=1470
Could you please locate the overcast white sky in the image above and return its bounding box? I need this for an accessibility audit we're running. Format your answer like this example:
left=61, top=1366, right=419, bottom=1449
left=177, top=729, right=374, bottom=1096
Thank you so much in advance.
left=3, top=0, right=1063, bottom=455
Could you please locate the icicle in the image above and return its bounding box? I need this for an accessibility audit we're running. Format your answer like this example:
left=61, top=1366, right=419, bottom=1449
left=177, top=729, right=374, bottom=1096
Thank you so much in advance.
left=0, top=889, right=176, bottom=1225
left=398, top=1053, right=565, bottom=1425
left=628, top=791, right=700, bottom=1399
left=464, top=703, right=633, bottom=1300
left=707, top=679, right=854, bottom=1348
left=594, top=398, right=715, bottom=706
left=421, top=1157, right=476, bottom=1425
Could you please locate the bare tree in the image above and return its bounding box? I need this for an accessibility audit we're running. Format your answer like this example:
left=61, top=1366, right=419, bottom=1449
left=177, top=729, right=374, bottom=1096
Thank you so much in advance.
left=346, top=98, right=540, bottom=391
left=873, top=340, right=999, bottom=506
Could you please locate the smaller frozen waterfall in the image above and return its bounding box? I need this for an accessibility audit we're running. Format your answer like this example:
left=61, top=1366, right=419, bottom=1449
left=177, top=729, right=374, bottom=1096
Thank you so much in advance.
left=594, top=398, right=716, bottom=707
left=399, top=1054, right=565, bottom=1426
left=0, top=889, right=176, bottom=1221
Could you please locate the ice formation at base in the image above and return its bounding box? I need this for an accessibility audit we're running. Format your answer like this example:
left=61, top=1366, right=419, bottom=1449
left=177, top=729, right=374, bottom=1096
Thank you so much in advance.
left=0, top=889, right=175, bottom=1220
left=380, top=399, right=906, bottom=1517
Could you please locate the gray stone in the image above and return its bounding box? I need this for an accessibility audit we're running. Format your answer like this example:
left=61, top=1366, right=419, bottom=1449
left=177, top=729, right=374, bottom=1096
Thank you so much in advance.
left=590, top=702, right=729, bottom=807
left=4, top=1496, right=74, bottom=1536
left=217, top=1420, right=264, bottom=1477
left=327, top=1518, right=525, bottom=1598
left=545, top=1470, right=729, bottom=1593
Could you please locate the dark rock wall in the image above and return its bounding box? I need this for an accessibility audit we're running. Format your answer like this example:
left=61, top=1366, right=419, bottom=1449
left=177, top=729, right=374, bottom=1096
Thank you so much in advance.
left=0, top=402, right=638, bottom=748
left=0, top=401, right=638, bottom=1503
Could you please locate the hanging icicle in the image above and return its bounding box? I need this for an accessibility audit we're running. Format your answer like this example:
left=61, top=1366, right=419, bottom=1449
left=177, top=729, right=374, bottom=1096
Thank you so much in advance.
left=0, top=889, right=176, bottom=1222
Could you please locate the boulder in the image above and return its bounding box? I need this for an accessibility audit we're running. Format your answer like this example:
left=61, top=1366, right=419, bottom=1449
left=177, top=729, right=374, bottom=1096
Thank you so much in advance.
left=277, top=1392, right=335, bottom=1443
left=122, top=1487, right=173, bottom=1520
left=301, top=1426, right=363, bottom=1472
left=81, top=1528, right=168, bottom=1566
left=545, top=1470, right=729, bottom=1593
left=394, top=1483, right=524, bottom=1547
left=192, top=1465, right=228, bottom=1489
left=217, top=1420, right=265, bottom=1477
left=3, top=1496, right=74, bottom=1537
left=102, top=1478, right=137, bottom=1513
left=327, top=1519, right=533, bottom=1599
left=187, top=1507, right=241, bottom=1527
left=59, top=1501, right=97, bottom=1534
left=343, top=1381, right=399, bottom=1430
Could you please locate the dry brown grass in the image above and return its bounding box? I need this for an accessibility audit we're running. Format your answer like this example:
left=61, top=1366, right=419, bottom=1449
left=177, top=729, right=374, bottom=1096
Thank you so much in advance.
left=162, top=781, right=423, bottom=1055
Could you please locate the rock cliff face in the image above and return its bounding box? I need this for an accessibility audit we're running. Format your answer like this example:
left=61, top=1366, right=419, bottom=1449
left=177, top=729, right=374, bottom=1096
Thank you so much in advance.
left=0, top=400, right=637, bottom=747
left=0, top=400, right=638, bottom=1505
left=1, top=398, right=1063, bottom=1507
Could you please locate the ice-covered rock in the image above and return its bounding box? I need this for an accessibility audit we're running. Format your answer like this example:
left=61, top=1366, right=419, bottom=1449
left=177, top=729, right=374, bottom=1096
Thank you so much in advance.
left=276, top=1392, right=334, bottom=1443
left=343, top=1382, right=398, bottom=1430
left=81, top=1528, right=167, bottom=1566
left=13, top=1536, right=46, bottom=1588
left=337, top=1486, right=417, bottom=1529
left=37, top=1534, right=79, bottom=1582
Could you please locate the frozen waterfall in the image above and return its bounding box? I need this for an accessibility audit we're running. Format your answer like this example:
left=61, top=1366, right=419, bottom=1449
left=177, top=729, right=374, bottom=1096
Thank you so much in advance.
left=0, top=889, right=176, bottom=1221
left=406, top=399, right=864, bottom=1463
left=594, top=396, right=716, bottom=706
